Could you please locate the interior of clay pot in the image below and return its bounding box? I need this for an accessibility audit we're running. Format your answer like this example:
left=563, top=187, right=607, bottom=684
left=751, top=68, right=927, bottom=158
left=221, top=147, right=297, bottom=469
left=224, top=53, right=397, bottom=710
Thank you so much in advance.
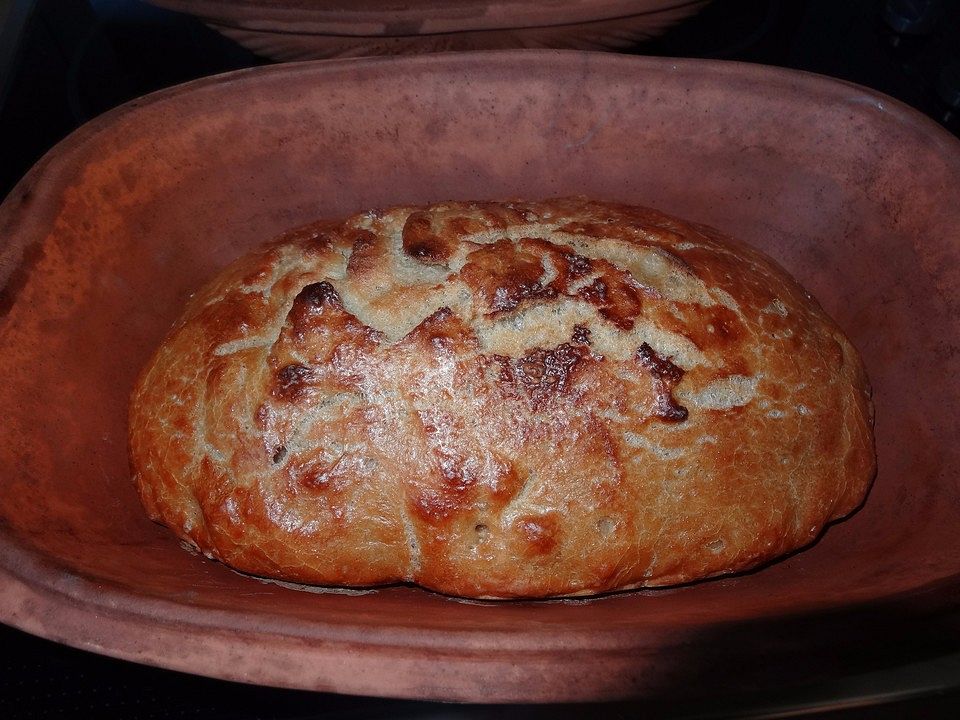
left=0, top=52, right=958, bottom=702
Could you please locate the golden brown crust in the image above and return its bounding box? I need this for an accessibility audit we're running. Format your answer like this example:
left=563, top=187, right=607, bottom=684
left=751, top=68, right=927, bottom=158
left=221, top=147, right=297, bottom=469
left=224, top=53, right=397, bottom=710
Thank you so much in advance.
left=129, top=198, right=876, bottom=598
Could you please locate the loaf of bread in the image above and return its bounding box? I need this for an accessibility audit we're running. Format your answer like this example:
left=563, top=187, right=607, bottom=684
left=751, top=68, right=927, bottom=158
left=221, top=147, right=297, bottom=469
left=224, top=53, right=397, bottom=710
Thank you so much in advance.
left=129, top=198, right=875, bottom=598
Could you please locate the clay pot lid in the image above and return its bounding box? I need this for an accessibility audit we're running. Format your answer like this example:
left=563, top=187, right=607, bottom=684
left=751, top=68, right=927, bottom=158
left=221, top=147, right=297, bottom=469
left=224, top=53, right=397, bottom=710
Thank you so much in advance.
left=1, top=51, right=959, bottom=702
left=147, top=0, right=706, bottom=34
left=146, top=0, right=712, bottom=60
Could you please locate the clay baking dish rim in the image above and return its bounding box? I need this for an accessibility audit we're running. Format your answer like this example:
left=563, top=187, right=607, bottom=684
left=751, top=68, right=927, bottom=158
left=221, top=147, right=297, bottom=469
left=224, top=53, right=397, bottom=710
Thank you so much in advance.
left=1, top=50, right=959, bottom=703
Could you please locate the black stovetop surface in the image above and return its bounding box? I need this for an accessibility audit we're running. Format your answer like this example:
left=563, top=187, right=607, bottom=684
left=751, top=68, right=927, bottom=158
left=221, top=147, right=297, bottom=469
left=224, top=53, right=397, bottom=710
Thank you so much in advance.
left=1, top=1, right=959, bottom=717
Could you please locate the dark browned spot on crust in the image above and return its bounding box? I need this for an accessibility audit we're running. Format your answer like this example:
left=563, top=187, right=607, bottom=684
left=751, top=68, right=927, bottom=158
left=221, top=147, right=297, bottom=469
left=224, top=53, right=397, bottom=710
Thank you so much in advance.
left=567, top=253, right=593, bottom=278
left=282, top=279, right=386, bottom=353
left=461, top=239, right=554, bottom=313
left=403, top=307, right=478, bottom=352
left=516, top=237, right=593, bottom=293
left=294, top=281, right=342, bottom=311
left=515, top=343, right=586, bottom=404
left=571, top=324, right=592, bottom=345
left=503, top=237, right=645, bottom=327
left=273, top=363, right=313, bottom=401
left=577, top=277, right=608, bottom=305
left=637, top=342, right=683, bottom=383
left=599, top=275, right=646, bottom=329
left=516, top=514, right=559, bottom=556
left=493, top=283, right=556, bottom=314
left=272, top=445, right=287, bottom=464
left=485, top=354, right=516, bottom=387
left=655, top=401, right=689, bottom=422
left=577, top=270, right=645, bottom=330
left=344, top=229, right=381, bottom=274
left=403, top=210, right=454, bottom=264
left=636, top=342, right=688, bottom=422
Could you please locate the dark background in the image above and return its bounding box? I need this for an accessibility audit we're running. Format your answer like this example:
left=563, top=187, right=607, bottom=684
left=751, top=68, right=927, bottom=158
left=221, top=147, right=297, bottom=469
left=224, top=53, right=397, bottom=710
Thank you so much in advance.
left=1, top=0, right=960, bottom=717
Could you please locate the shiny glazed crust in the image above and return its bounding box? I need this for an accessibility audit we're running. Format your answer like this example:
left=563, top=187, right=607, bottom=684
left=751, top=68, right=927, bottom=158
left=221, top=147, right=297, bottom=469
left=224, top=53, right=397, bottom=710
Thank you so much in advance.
left=129, top=198, right=875, bottom=598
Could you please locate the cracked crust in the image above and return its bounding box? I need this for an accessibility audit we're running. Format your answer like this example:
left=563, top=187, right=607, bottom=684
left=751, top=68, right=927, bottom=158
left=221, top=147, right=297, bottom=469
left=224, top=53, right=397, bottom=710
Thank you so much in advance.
left=129, top=198, right=875, bottom=598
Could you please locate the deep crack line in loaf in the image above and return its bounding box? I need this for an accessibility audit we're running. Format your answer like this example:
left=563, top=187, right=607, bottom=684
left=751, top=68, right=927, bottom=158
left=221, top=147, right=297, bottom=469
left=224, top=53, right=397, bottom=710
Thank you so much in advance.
left=283, top=225, right=723, bottom=371
left=400, top=503, right=421, bottom=580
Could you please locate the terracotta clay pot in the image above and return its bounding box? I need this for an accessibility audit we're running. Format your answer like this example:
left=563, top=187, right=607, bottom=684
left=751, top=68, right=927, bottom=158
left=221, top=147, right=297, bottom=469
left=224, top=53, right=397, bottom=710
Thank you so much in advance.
left=1, top=52, right=959, bottom=703
left=146, top=0, right=710, bottom=60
